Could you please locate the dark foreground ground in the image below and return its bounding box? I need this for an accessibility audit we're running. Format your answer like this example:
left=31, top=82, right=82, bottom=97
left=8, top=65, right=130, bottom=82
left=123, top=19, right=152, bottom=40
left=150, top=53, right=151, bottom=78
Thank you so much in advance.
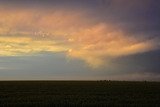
left=0, top=81, right=160, bottom=107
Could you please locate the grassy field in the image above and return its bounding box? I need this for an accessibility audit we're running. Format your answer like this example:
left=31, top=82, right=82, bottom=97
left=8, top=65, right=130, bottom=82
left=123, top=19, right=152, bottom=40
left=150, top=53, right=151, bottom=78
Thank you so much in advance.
left=0, top=81, right=160, bottom=107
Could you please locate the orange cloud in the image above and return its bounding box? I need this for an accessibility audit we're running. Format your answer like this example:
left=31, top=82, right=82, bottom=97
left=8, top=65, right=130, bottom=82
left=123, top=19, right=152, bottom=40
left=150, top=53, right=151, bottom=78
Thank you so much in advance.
left=0, top=36, right=68, bottom=56
left=0, top=7, right=159, bottom=68
left=67, top=24, right=159, bottom=67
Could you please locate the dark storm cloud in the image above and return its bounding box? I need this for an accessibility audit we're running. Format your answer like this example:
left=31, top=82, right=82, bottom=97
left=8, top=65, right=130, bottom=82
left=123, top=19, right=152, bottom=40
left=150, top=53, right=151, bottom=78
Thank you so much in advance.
left=101, top=0, right=160, bottom=75
left=111, top=50, right=160, bottom=74
left=98, top=0, right=160, bottom=37
left=0, top=0, right=110, bottom=10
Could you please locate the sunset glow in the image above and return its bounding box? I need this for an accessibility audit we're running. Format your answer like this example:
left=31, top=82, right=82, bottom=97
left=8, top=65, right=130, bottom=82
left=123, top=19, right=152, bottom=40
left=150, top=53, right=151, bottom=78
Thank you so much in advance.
left=0, top=0, right=160, bottom=80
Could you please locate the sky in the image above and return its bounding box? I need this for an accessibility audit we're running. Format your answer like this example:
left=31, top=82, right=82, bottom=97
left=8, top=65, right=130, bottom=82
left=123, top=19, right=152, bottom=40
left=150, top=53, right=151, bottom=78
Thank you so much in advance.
left=0, top=0, right=160, bottom=81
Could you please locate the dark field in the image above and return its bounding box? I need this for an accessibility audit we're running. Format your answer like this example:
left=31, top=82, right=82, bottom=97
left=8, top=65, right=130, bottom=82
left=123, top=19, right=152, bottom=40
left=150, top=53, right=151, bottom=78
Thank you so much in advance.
left=0, top=81, right=160, bottom=107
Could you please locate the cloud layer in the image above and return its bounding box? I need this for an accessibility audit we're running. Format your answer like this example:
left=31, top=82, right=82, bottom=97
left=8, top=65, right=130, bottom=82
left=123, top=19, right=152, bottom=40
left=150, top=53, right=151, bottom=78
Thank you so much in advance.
left=0, top=0, right=159, bottom=68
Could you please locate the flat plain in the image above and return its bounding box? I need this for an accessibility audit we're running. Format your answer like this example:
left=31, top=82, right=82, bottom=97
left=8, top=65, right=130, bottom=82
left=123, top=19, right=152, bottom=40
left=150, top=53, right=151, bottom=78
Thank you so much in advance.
left=0, top=81, right=160, bottom=107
